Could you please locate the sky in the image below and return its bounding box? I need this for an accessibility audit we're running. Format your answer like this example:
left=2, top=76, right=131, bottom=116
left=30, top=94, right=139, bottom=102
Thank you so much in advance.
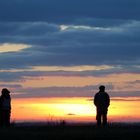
left=0, top=0, right=140, bottom=122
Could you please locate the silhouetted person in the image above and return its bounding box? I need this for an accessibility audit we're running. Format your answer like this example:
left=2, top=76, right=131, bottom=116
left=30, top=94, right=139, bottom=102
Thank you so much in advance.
left=0, top=88, right=11, bottom=127
left=94, top=85, right=110, bottom=126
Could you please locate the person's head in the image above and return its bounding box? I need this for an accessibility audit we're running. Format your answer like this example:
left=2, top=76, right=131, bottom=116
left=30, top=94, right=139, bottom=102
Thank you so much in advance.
left=99, top=85, right=105, bottom=92
left=1, top=88, right=10, bottom=98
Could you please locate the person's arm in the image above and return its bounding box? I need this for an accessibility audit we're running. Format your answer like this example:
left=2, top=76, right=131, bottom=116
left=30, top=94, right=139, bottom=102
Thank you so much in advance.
left=94, top=94, right=97, bottom=106
left=0, top=97, right=2, bottom=108
left=107, top=94, right=110, bottom=107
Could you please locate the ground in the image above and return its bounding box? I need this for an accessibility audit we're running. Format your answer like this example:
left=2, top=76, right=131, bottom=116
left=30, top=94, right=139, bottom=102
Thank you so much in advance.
left=0, top=123, right=140, bottom=140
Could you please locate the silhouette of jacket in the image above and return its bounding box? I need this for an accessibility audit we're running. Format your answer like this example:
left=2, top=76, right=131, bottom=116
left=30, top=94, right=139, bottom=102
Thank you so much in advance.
left=94, top=91, right=110, bottom=113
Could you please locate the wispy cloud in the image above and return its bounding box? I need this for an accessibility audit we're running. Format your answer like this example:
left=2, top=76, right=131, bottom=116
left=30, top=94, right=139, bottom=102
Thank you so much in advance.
left=0, top=43, right=31, bottom=53
left=111, top=97, right=140, bottom=102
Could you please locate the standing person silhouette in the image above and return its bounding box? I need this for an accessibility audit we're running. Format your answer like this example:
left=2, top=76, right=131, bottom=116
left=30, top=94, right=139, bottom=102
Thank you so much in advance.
left=0, top=88, right=11, bottom=127
left=94, top=85, right=110, bottom=126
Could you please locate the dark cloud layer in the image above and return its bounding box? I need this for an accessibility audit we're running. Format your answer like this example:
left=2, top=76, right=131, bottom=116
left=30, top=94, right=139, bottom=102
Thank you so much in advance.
left=12, top=84, right=113, bottom=98
left=0, top=0, right=140, bottom=22
left=12, top=86, right=140, bottom=98
left=0, top=21, right=140, bottom=69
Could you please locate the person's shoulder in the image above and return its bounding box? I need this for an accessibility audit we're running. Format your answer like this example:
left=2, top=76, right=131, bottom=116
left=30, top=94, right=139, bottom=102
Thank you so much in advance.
left=94, top=92, right=100, bottom=96
left=95, top=92, right=100, bottom=95
left=104, top=92, right=110, bottom=96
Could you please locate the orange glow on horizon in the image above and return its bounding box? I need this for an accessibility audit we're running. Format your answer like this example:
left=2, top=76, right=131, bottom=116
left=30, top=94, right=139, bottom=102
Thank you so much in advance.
left=11, top=97, right=95, bottom=122
left=11, top=97, right=140, bottom=123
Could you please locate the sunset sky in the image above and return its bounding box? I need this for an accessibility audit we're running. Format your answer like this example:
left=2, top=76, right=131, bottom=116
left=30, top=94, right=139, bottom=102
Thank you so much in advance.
left=0, top=0, right=140, bottom=123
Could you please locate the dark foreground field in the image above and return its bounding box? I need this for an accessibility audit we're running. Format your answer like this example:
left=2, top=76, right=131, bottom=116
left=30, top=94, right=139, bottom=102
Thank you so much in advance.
left=0, top=123, right=140, bottom=140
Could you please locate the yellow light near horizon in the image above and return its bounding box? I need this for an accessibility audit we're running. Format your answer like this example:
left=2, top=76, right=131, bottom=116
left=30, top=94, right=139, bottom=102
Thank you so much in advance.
left=46, top=103, right=95, bottom=116
left=109, top=99, right=140, bottom=116
left=107, top=97, right=140, bottom=122
left=10, top=97, right=140, bottom=123
left=11, top=97, right=95, bottom=122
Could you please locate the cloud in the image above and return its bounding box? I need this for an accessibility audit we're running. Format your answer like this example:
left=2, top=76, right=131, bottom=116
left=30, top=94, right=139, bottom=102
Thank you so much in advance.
left=0, top=71, right=48, bottom=82
left=127, top=80, right=140, bottom=84
left=87, top=97, right=140, bottom=102
left=12, top=84, right=114, bottom=98
left=0, top=21, right=140, bottom=82
left=0, top=43, right=31, bottom=53
left=11, top=85, right=140, bottom=98
left=0, top=21, right=140, bottom=70
left=1, top=65, right=140, bottom=83
left=0, top=84, right=22, bottom=89
left=111, top=98, right=140, bottom=102
left=0, top=22, right=59, bottom=36
left=67, top=113, right=75, bottom=116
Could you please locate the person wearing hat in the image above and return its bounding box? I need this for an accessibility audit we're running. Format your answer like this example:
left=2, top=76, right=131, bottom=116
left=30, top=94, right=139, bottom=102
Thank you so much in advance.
left=94, top=85, right=110, bottom=126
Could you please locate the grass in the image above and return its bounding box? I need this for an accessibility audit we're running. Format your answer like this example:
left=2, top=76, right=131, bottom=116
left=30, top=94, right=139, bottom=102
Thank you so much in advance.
left=0, top=122, right=140, bottom=140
